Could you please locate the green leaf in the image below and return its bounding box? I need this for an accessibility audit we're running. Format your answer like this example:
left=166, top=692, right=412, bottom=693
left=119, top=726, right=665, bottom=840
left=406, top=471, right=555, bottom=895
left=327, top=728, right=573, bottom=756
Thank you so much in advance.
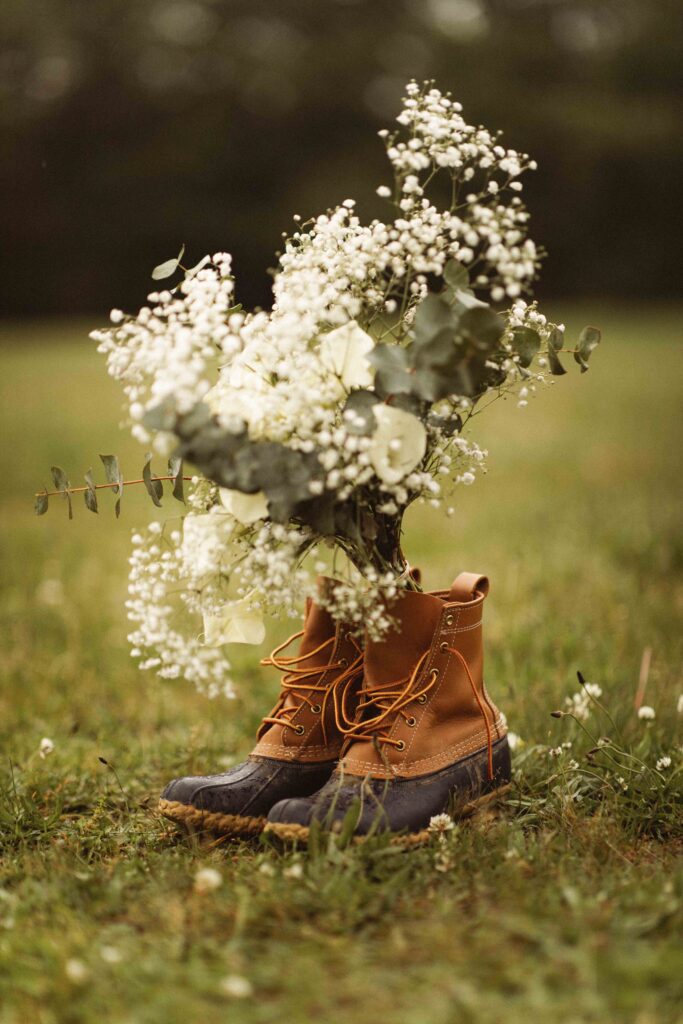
left=459, top=306, right=505, bottom=350
left=368, top=345, right=413, bottom=397
left=575, top=326, right=601, bottom=373
left=546, top=347, right=566, bottom=376
left=412, top=293, right=458, bottom=347
left=84, top=469, right=98, bottom=513
left=512, top=327, right=541, bottom=368
left=343, top=390, right=379, bottom=435
left=99, top=454, right=123, bottom=518
left=142, top=455, right=163, bottom=507
left=151, top=244, right=185, bottom=281
left=51, top=466, right=69, bottom=492
left=51, top=466, right=73, bottom=520
left=168, top=457, right=185, bottom=503
left=443, top=260, right=470, bottom=291
left=548, top=326, right=564, bottom=352
left=35, top=491, right=49, bottom=516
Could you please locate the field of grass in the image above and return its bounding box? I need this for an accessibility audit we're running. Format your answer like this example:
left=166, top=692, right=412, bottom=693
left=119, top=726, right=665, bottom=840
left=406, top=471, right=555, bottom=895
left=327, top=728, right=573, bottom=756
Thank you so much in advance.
left=1, top=306, right=682, bottom=1024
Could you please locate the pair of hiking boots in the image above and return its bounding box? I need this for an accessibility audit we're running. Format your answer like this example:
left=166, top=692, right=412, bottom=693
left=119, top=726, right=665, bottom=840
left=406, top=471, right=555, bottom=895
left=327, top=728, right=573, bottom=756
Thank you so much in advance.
left=159, top=572, right=511, bottom=842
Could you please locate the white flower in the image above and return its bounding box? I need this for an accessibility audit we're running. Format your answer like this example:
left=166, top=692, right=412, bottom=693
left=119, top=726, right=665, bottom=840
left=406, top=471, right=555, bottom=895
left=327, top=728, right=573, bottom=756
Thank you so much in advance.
left=376, top=185, right=391, bottom=198
left=283, top=862, right=304, bottom=880
left=220, top=975, right=253, bottom=999
left=638, top=706, right=656, bottom=721
left=319, top=321, right=374, bottom=389
left=100, top=946, right=122, bottom=964
left=656, top=756, right=672, bottom=771
left=202, top=594, right=266, bottom=646
left=507, top=732, right=521, bottom=751
left=428, top=813, right=454, bottom=835
left=65, top=959, right=89, bottom=984
left=194, top=867, right=223, bottom=894
left=677, top=695, right=683, bottom=714
left=219, top=487, right=269, bottom=524
left=368, top=405, right=427, bottom=485
left=39, top=737, right=55, bottom=759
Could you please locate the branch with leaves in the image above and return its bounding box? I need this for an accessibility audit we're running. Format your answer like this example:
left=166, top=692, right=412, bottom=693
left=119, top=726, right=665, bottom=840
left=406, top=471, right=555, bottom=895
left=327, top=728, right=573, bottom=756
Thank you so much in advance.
left=35, top=454, right=188, bottom=519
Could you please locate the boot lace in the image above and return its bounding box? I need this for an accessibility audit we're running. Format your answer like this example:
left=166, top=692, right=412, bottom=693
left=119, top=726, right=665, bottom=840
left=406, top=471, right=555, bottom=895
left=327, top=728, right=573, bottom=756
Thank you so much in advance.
left=259, top=630, right=363, bottom=745
left=341, top=644, right=495, bottom=779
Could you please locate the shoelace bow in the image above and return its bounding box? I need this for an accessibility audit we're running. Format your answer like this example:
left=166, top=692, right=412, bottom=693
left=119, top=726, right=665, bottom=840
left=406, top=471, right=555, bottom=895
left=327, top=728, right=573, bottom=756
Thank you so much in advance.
left=259, top=629, right=363, bottom=745
left=342, top=644, right=495, bottom=780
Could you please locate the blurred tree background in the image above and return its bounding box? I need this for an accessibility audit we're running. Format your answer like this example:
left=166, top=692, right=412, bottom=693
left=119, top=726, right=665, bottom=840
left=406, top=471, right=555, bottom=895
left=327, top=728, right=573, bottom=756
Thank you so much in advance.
left=1, top=0, right=681, bottom=317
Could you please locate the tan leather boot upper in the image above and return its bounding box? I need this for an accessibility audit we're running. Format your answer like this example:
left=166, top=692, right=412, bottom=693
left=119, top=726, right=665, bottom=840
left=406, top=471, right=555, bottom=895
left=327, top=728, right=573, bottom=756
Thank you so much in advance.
left=252, top=591, right=362, bottom=763
left=339, top=572, right=506, bottom=779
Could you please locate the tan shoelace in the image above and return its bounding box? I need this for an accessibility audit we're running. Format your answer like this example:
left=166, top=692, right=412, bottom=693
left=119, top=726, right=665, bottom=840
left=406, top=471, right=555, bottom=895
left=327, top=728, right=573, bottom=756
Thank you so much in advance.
left=259, top=630, right=364, bottom=745
left=341, top=644, right=495, bottom=780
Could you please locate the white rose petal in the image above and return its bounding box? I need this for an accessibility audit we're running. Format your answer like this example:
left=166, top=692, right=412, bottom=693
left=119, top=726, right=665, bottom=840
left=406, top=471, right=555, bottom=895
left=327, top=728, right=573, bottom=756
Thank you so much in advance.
left=203, top=594, right=266, bottom=647
left=319, top=321, right=374, bottom=389
left=219, top=488, right=269, bottom=524
left=368, top=405, right=427, bottom=485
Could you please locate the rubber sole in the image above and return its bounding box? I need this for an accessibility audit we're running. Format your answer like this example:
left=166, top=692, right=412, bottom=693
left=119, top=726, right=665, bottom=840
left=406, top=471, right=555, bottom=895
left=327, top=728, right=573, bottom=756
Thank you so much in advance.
left=263, top=783, right=511, bottom=847
left=158, top=797, right=266, bottom=838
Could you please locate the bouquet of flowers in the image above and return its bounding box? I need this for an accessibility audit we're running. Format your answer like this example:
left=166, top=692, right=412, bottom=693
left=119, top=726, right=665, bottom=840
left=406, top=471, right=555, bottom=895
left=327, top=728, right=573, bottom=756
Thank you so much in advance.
left=37, top=81, right=599, bottom=699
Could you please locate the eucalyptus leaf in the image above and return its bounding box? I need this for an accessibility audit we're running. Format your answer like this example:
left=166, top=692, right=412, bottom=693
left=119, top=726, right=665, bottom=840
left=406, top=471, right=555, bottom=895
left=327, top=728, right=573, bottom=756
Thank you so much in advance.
left=343, top=389, right=379, bottom=435
left=151, top=244, right=185, bottom=281
left=412, top=293, right=458, bottom=347
left=512, top=327, right=541, bottom=368
left=547, top=345, right=567, bottom=376
left=84, top=469, right=98, bottom=513
left=35, top=491, right=49, bottom=516
left=142, top=455, right=163, bottom=507
left=168, top=456, right=185, bottom=503
left=368, top=344, right=413, bottom=397
left=459, top=306, right=505, bottom=350
left=50, top=466, right=69, bottom=492
left=575, top=326, right=601, bottom=372
left=443, top=260, right=470, bottom=291
left=548, top=326, right=564, bottom=352
left=99, top=454, right=123, bottom=517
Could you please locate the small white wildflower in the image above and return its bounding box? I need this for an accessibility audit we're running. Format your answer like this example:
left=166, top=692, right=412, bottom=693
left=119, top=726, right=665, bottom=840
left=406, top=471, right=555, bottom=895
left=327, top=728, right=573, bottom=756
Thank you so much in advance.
left=65, top=959, right=89, bottom=984
left=39, top=737, right=55, bottom=759
left=100, top=946, right=122, bottom=964
left=617, top=776, right=628, bottom=792
left=507, top=732, right=521, bottom=751
left=258, top=862, right=275, bottom=877
left=194, top=867, right=223, bottom=894
left=677, top=695, right=683, bottom=714
left=283, top=862, right=304, bottom=880
left=638, top=706, right=656, bottom=721
left=220, top=975, right=253, bottom=999
left=428, top=813, right=454, bottom=835
left=656, top=756, right=672, bottom=771
left=376, top=185, right=392, bottom=198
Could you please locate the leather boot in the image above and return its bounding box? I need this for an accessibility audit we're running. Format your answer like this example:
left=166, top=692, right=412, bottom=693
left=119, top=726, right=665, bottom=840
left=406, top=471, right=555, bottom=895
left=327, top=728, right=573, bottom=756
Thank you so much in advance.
left=265, top=573, right=511, bottom=842
left=159, top=588, right=362, bottom=837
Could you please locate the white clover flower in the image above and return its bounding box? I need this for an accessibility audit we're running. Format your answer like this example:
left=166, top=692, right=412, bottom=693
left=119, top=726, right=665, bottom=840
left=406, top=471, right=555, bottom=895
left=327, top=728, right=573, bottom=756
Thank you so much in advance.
left=194, top=867, right=223, bottom=894
left=202, top=594, right=265, bottom=647
left=368, top=405, right=427, bottom=485
left=638, top=706, right=656, bottom=721
left=507, top=733, right=521, bottom=751
left=318, top=321, right=374, bottom=390
left=656, top=756, right=672, bottom=771
left=219, top=487, right=269, bottom=524
left=220, top=975, right=253, bottom=999
left=65, top=959, right=89, bottom=984
left=39, top=737, right=55, bottom=759
left=428, top=813, right=454, bottom=835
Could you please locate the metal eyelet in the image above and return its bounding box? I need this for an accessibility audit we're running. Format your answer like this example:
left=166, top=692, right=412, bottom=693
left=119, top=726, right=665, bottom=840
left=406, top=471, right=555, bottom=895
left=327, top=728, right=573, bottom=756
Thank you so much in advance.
left=396, top=740, right=406, bottom=751
left=417, top=694, right=428, bottom=704
left=445, top=614, right=454, bottom=626
left=406, top=716, right=417, bottom=727
left=339, top=658, right=348, bottom=668
left=310, top=704, right=322, bottom=715
left=294, top=724, right=305, bottom=735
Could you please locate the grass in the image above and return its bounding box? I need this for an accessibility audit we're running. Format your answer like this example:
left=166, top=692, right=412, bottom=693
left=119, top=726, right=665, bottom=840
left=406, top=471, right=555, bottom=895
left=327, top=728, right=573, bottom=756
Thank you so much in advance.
left=0, top=304, right=682, bottom=1024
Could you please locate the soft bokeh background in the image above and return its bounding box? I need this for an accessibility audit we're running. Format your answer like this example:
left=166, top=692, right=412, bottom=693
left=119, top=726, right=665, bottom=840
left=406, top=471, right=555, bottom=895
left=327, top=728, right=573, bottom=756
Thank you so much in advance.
left=2, top=0, right=683, bottom=316
left=1, top=4, right=682, bottom=1022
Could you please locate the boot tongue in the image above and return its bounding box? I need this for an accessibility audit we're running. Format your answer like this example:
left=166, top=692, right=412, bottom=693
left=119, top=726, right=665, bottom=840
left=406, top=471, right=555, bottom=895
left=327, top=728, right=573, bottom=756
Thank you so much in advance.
left=364, top=590, right=444, bottom=686
left=298, top=596, right=336, bottom=663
